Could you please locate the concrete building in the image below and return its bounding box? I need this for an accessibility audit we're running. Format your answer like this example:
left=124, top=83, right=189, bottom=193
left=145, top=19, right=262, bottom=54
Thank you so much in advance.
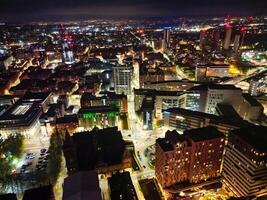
left=224, top=25, right=232, bottom=50
left=163, top=108, right=248, bottom=135
left=113, top=65, right=133, bottom=95
left=0, top=102, right=42, bottom=139
left=156, top=126, right=225, bottom=189
left=223, top=126, right=267, bottom=198
left=195, top=64, right=230, bottom=82
left=189, top=84, right=242, bottom=114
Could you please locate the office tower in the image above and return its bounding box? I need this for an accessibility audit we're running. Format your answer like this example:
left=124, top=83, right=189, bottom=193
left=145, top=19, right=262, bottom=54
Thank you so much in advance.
left=163, top=28, right=170, bottom=50
left=222, top=126, right=267, bottom=197
left=162, top=107, right=247, bottom=135
left=199, top=30, right=206, bottom=49
left=233, top=34, right=241, bottom=52
left=224, top=24, right=232, bottom=50
left=188, top=84, right=242, bottom=114
left=156, top=126, right=225, bottom=189
left=113, top=65, right=133, bottom=95
left=62, top=34, right=75, bottom=64
left=140, top=96, right=155, bottom=130
left=249, top=80, right=259, bottom=96
left=240, top=27, right=246, bottom=47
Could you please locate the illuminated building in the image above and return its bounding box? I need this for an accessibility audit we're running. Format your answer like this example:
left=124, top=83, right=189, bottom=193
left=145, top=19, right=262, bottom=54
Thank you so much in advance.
left=199, top=30, right=207, bottom=49
left=195, top=64, right=231, bottom=81
left=155, top=126, right=225, bottom=189
left=139, top=67, right=165, bottom=88
left=144, top=80, right=198, bottom=91
left=233, top=34, right=241, bottom=52
left=222, top=126, right=267, bottom=197
left=81, top=92, right=128, bottom=113
left=162, top=107, right=247, bottom=134
left=140, top=96, right=155, bottom=130
left=163, top=28, right=171, bottom=50
left=178, top=92, right=201, bottom=111
left=56, top=114, right=79, bottom=134
left=113, top=65, right=133, bottom=95
left=224, top=24, right=232, bottom=50
left=238, top=94, right=264, bottom=122
left=134, top=89, right=182, bottom=120
left=62, top=34, right=75, bottom=64
left=249, top=80, right=259, bottom=96
left=0, top=102, right=42, bottom=139
left=189, top=84, right=242, bottom=114
left=78, top=106, right=119, bottom=130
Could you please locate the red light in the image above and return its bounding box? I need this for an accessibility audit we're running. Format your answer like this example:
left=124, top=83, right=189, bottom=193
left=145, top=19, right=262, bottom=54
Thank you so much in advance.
left=64, top=34, right=73, bottom=40
left=225, top=23, right=231, bottom=29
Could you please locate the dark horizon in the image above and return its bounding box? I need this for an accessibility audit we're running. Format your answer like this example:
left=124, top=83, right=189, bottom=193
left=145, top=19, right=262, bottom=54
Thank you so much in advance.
left=1, top=0, right=267, bottom=23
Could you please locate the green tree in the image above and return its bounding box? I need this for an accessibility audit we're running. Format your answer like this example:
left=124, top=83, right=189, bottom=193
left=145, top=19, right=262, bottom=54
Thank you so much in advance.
left=47, top=131, right=63, bottom=184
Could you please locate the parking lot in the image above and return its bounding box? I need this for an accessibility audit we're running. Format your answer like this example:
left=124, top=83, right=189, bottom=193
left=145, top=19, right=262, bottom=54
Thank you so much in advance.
left=13, top=134, right=50, bottom=175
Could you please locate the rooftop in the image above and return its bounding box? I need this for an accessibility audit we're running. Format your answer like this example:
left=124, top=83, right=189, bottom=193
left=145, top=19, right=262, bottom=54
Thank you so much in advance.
left=0, top=102, right=41, bottom=127
left=190, top=84, right=241, bottom=91
left=231, top=126, right=267, bottom=153
left=184, top=126, right=224, bottom=142
left=78, top=106, right=119, bottom=115
left=242, top=93, right=262, bottom=107
left=63, top=171, right=102, bottom=200
left=163, top=108, right=248, bottom=127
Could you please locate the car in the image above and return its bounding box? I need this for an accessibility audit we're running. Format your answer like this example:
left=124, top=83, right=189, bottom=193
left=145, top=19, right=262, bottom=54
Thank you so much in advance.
left=143, top=165, right=146, bottom=169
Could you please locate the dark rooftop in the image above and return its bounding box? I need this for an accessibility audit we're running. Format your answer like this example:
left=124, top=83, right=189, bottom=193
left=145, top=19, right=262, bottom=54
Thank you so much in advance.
left=0, top=193, right=17, bottom=200
left=157, top=138, right=174, bottom=152
left=56, top=114, right=78, bottom=124
left=163, top=108, right=249, bottom=127
left=190, top=84, right=241, bottom=91
left=108, top=172, right=138, bottom=200
left=63, top=171, right=102, bottom=200
left=78, top=106, right=119, bottom=114
left=231, top=126, right=267, bottom=153
left=23, top=185, right=54, bottom=200
left=242, top=93, right=262, bottom=107
left=21, top=91, right=51, bottom=103
left=216, top=104, right=243, bottom=121
left=184, top=126, right=224, bottom=142
left=134, top=88, right=183, bottom=97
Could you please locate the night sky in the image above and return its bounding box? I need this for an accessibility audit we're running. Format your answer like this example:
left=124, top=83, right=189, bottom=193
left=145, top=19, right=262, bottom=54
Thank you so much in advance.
left=0, top=0, right=266, bottom=22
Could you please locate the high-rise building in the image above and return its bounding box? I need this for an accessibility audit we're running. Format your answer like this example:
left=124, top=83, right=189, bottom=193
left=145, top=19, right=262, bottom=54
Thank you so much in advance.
left=113, top=65, right=133, bottom=95
left=233, top=34, right=241, bottom=52
left=62, top=34, right=75, bottom=64
left=249, top=80, right=259, bottom=96
left=163, top=28, right=171, bottom=50
left=199, top=30, right=207, bottom=49
left=222, top=126, right=267, bottom=197
left=224, top=24, right=232, bottom=50
left=155, top=126, right=225, bottom=189
left=188, top=84, right=243, bottom=114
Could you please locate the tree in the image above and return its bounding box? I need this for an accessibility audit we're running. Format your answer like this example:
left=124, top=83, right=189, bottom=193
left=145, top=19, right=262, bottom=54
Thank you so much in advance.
left=47, top=131, right=63, bottom=184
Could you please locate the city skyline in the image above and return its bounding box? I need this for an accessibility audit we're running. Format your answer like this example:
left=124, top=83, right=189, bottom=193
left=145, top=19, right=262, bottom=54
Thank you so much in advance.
left=0, top=0, right=267, bottom=22
left=0, top=2, right=267, bottom=199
